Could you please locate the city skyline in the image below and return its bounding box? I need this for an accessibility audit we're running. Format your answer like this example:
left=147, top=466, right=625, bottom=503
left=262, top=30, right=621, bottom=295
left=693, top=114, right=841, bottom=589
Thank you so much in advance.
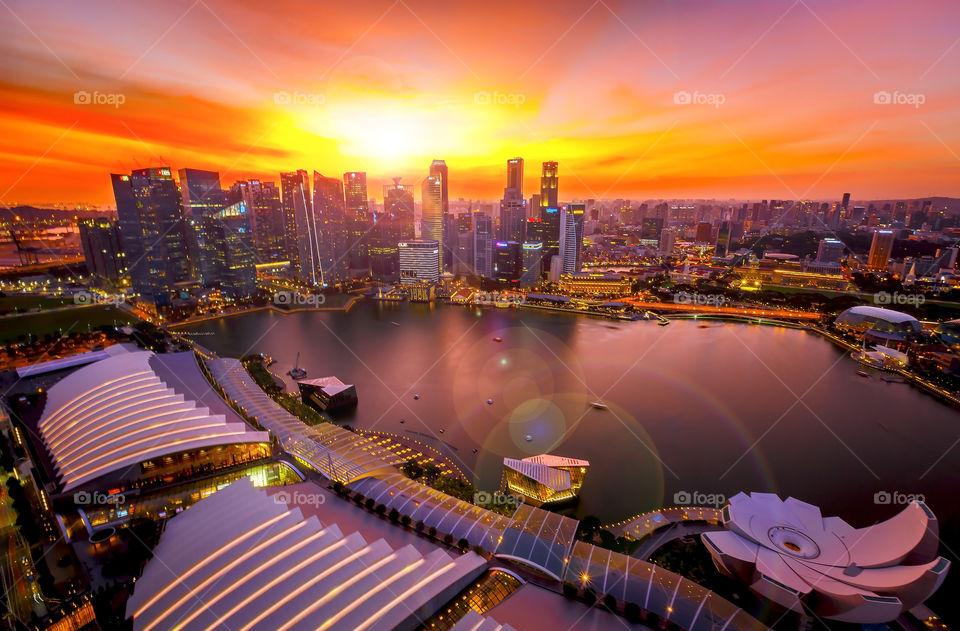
left=3, top=0, right=960, bottom=206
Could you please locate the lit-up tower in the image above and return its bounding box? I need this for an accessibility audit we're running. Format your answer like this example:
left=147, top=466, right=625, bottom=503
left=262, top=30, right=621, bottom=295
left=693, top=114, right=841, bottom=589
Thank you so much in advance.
left=558, top=203, right=585, bottom=274
left=473, top=212, right=493, bottom=278
left=343, top=172, right=368, bottom=217
left=280, top=170, right=311, bottom=274
left=421, top=173, right=444, bottom=272
left=231, top=179, right=284, bottom=264
left=111, top=167, right=191, bottom=303
left=868, top=230, right=895, bottom=270
left=78, top=217, right=124, bottom=283
left=311, top=171, right=349, bottom=286
left=500, top=157, right=526, bottom=243
left=539, top=162, right=560, bottom=275
left=398, top=240, right=440, bottom=284
left=179, top=168, right=225, bottom=282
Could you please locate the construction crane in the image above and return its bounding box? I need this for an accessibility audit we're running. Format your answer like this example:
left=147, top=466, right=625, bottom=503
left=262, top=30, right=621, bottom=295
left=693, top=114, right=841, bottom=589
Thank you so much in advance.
left=8, top=230, right=39, bottom=265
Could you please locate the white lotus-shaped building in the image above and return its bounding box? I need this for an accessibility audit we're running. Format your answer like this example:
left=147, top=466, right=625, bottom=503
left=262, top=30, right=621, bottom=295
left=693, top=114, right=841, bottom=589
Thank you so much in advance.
left=701, top=492, right=949, bottom=623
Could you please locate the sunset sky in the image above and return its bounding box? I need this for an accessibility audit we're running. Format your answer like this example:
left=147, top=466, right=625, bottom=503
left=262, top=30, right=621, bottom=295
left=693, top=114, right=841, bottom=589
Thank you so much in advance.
left=1, top=0, right=958, bottom=207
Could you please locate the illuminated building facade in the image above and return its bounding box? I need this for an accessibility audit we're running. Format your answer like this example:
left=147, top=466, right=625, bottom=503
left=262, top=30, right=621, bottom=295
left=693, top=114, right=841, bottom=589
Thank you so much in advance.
left=493, top=241, right=522, bottom=283
left=556, top=272, right=631, bottom=297
left=78, top=217, right=124, bottom=282
left=473, top=213, right=494, bottom=278
left=559, top=203, right=585, bottom=273
left=231, top=178, right=285, bottom=263
left=111, top=167, right=191, bottom=302
left=422, top=174, right=444, bottom=271
left=868, top=229, right=895, bottom=270
left=280, top=169, right=311, bottom=275
left=539, top=162, right=559, bottom=274
left=520, top=242, right=543, bottom=288
left=503, top=454, right=589, bottom=506
left=398, top=239, right=440, bottom=284
left=342, top=171, right=368, bottom=217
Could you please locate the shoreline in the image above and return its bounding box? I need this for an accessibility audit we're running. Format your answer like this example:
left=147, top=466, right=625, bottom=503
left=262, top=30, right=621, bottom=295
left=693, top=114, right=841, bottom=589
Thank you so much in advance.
left=167, top=293, right=363, bottom=328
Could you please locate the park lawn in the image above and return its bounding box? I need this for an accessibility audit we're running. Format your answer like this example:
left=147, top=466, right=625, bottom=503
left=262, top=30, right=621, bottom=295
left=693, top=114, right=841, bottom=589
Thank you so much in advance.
left=0, top=295, right=73, bottom=316
left=0, top=305, right=138, bottom=345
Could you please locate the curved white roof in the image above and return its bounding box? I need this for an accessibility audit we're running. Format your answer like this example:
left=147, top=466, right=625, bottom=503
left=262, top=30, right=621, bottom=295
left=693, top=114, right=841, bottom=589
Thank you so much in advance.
left=841, top=306, right=919, bottom=324
left=702, top=492, right=949, bottom=623
left=38, top=350, right=268, bottom=492
left=127, top=478, right=485, bottom=631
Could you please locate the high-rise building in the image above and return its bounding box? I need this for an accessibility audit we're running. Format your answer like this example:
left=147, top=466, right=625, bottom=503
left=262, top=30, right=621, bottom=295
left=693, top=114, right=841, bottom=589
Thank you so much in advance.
left=506, top=157, right=523, bottom=192
left=78, top=217, right=124, bottom=282
left=493, top=241, right=522, bottom=283
left=868, top=230, right=895, bottom=270
left=520, top=242, right=542, bottom=287
left=231, top=179, right=284, bottom=264
left=473, top=213, right=494, bottom=278
left=310, top=171, right=349, bottom=286
left=641, top=217, right=663, bottom=242
left=559, top=203, right=585, bottom=274
left=499, top=158, right=526, bottom=243
left=539, top=161, right=558, bottom=209
left=280, top=170, right=311, bottom=272
left=539, top=162, right=560, bottom=276
left=421, top=174, right=444, bottom=272
left=343, top=172, right=368, bottom=217
left=715, top=221, right=732, bottom=257
left=429, top=160, right=449, bottom=215
left=383, top=178, right=414, bottom=218
left=398, top=240, right=440, bottom=284
left=695, top=221, right=712, bottom=244
left=199, top=196, right=257, bottom=298
left=111, top=167, right=191, bottom=303
left=817, top=238, right=845, bottom=263
left=659, top=228, right=676, bottom=255
left=841, top=193, right=851, bottom=214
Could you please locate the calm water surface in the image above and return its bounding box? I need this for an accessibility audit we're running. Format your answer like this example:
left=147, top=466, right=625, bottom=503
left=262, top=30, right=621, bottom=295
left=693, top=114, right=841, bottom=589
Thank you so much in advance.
left=180, top=301, right=960, bottom=613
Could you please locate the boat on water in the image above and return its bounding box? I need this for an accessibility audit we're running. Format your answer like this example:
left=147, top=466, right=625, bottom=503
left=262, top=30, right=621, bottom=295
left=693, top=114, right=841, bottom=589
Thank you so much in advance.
left=391, top=321, right=401, bottom=326
left=493, top=337, right=503, bottom=342
left=524, top=434, right=533, bottom=442
left=856, top=370, right=870, bottom=378
left=413, top=394, right=420, bottom=400
left=288, top=352, right=307, bottom=379
left=658, top=320, right=670, bottom=326
left=487, top=399, right=494, bottom=405
left=590, top=401, right=608, bottom=410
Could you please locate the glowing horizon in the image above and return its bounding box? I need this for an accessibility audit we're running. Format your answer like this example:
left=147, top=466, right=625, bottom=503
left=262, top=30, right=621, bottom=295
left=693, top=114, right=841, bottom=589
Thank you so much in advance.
left=1, top=0, right=959, bottom=207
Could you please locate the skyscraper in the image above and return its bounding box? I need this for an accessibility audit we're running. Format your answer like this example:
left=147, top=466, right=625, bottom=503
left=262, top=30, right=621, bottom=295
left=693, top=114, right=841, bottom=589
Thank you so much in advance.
left=659, top=228, right=676, bottom=255
left=429, top=160, right=449, bottom=215
left=817, top=238, right=845, bottom=263
left=520, top=242, right=542, bottom=287
left=499, top=158, right=526, bottom=243
left=383, top=178, right=414, bottom=218
left=539, top=161, right=558, bottom=209
left=199, top=196, right=257, bottom=298
left=493, top=241, right=522, bottom=283
left=868, top=230, right=895, bottom=270
left=311, top=171, right=349, bottom=286
left=78, top=217, right=124, bottom=282
left=539, top=162, right=560, bottom=276
left=473, top=212, right=494, bottom=278
left=231, top=179, right=284, bottom=263
left=421, top=174, right=444, bottom=272
left=559, top=203, right=585, bottom=274
left=111, top=167, right=191, bottom=302
left=280, top=170, right=311, bottom=272
left=507, top=157, right=523, bottom=192
left=695, top=221, right=712, bottom=244
left=343, top=172, right=368, bottom=217
left=179, top=168, right=226, bottom=283
left=715, top=220, right=732, bottom=257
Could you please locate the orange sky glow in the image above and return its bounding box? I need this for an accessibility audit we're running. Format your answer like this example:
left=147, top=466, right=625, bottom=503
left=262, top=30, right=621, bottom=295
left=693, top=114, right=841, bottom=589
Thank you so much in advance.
left=1, top=0, right=958, bottom=207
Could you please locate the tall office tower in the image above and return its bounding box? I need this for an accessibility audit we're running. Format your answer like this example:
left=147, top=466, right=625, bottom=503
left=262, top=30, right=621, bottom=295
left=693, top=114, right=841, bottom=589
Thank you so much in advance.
left=520, top=242, right=542, bottom=287
left=383, top=178, right=415, bottom=218
left=659, top=227, right=676, bottom=255
left=398, top=240, right=440, bottom=284
left=817, top=238, right=845, bottom=263
left=454, top=220, right=475, bottom=276
left=231, top=179, right=284, bottom=263
left=309, top=171, right=349, bottom=286
left=198, top=196, right=257, bottom=298
left=78, top=217, right=124, bottom=282
left=539, top=162, right=560, bottom=274
left=280, top=170, right=311, bottom=272
left=499, top=158, right=526, bottom=242
left=493, top=241, right=522, bottom=283
left=851, top=206, right=866, bottom=224
left=343, top=172, right=368, bottom=218
left=179, top=168, right=225, bottom=281
left=695, top=222, right=712, bottom=243
left=421, top=174, right=444, bottom=272
left=558, top=203, right=585, bottom=274
left=868, top=230, right=895, bottom=270
left=893, top=201, right=907, bottom=222
left=472, top=212, right=494, bottom=278
left=368, top=216, right=414, bottom=282
left=841, top=193, right=851, bottom=214
left=111, top=167, right=191, bottom=303
left=715, top=221, right=732, bottom=257
left=429, top=160, right=449, bottom=215
left=345, top=216, right=372, bottom=270
left=528, top=194, right=540, bottom=219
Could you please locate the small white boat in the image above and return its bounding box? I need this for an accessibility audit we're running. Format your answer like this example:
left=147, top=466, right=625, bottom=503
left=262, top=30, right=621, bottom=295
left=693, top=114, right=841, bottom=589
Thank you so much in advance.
left=590, top=401, right=608, bottom=410
left=288, top=352, right=307, bottom=379
left=856, top=370, right=870, bottom=378
left=391, top=321, right=401, bottom=327
left=439, top=428, right=445, bottom=434
left=487, top=399, right=494, bottom=405
left=493, top=337, right=503, bottom=342
left=524, top=434, right=533, bottom=442
left=413, top=394, right=420, bottom=400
